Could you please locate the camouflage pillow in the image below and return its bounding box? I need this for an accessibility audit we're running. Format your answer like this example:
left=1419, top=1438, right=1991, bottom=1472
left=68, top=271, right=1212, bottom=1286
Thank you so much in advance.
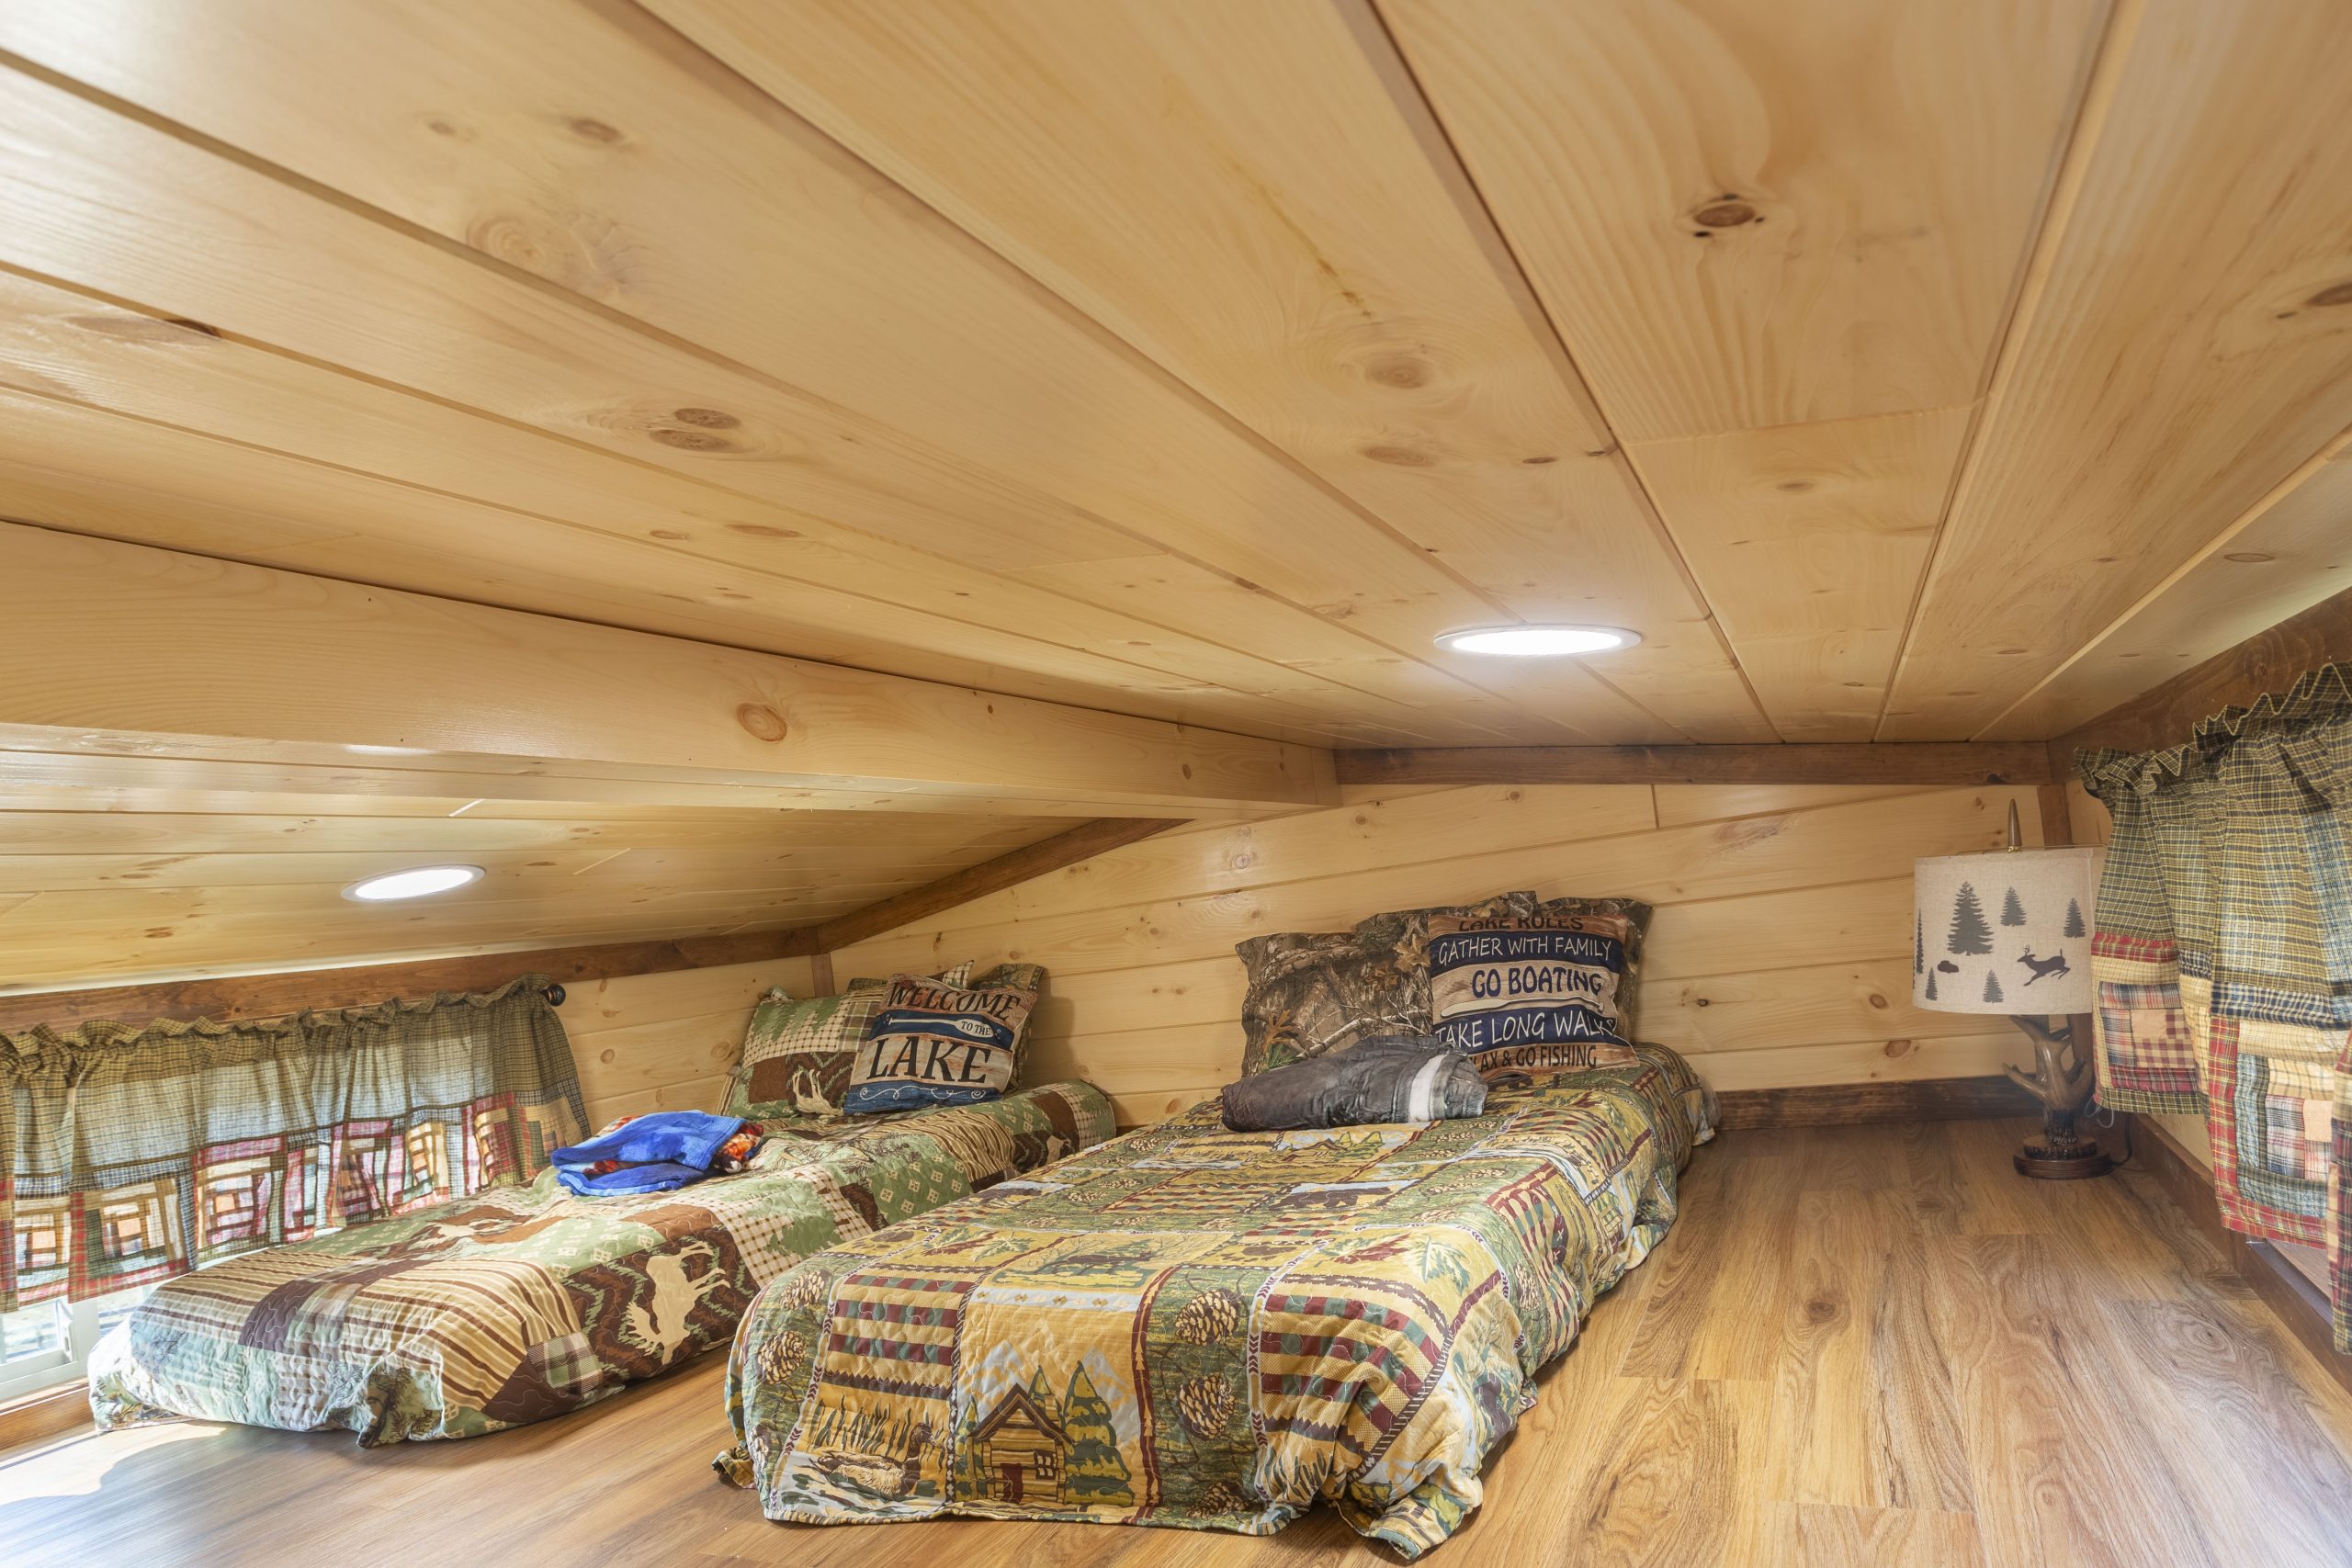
left=1234, top=892, right=1536, bottom=1076
left=724, top=962, right=972, bottom=1122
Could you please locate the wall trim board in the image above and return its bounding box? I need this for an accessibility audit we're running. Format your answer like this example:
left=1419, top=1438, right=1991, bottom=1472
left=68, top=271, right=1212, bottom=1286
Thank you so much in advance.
left=2058, top=580, right=2352, bottom=756
left=0, top=817, right=1180, bottom=1032
left=1333, top=743, right=2056, bottom=787
left=2134, top=1112, right=2352, bottom=1398
left=1712, top=1074, right=2043, bottom=1130
left=0, top=525, right=1335, bottom=818
left=0, top=1382, right=90, bottom=1457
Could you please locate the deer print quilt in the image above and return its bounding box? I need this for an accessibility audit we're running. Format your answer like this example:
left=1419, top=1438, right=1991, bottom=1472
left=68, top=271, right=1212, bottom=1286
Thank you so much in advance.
left=718, top=1047, right=1713, bottom=1559
left=85, top=1081, right=1113, bottom=1445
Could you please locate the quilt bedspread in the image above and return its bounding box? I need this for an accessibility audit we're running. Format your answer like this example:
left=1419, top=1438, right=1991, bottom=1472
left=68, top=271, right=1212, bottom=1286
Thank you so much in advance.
left=718, top=1047, right=1714, bottom=1558
left=86, top=1082, right=1113, bottom=1444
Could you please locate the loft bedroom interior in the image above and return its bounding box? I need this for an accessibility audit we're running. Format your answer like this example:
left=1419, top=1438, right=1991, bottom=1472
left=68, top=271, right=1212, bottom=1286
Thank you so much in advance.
left=3, top=3, right=2351, bottom=1564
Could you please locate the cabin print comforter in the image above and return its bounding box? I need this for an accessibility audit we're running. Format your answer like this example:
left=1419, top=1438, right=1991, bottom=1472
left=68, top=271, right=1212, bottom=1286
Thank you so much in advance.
left=87, top=1082, right=1113, bottom=1445
left=719, top=1047, right=1714, bottom=1558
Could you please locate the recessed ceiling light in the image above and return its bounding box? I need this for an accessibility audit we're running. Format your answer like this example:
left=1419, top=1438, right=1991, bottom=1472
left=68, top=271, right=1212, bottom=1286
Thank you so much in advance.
left=344, top=865, right=485, bottom=902
left=1434, top=625, right=1640, bottom=657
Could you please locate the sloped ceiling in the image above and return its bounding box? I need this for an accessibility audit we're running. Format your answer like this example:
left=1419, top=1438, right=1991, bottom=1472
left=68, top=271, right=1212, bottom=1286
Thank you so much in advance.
left=1, top=0, right=2349, bottom=985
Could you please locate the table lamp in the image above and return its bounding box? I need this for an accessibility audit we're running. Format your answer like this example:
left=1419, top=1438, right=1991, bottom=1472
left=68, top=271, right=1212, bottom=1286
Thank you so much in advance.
left=1913, top=804, right=2109, bottom=1179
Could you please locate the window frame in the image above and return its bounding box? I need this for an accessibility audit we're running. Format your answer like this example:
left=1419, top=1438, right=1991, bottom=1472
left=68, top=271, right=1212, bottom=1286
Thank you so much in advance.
left=1, top=1287, right=151, bottom=1401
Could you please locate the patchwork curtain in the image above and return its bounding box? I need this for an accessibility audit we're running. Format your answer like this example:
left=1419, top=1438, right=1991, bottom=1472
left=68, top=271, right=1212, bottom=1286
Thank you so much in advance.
left=2079, top=663, right=2352, bottom=1350
left=0, top=976, right=584, bottom=1312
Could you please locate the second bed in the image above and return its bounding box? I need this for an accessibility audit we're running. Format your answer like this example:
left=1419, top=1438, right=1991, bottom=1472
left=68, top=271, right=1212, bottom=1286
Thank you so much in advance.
left=719, top=1045, right=1715, bottom=1558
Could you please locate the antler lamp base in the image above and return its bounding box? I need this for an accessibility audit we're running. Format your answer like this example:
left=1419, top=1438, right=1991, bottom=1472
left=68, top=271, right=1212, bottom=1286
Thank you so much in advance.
left=2005, top=1014, right=2114, bottom=1180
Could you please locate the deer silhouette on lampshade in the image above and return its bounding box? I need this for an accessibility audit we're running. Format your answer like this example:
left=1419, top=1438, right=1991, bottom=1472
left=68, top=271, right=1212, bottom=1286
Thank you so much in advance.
left=1914, top=830, right=2107, bottom=1179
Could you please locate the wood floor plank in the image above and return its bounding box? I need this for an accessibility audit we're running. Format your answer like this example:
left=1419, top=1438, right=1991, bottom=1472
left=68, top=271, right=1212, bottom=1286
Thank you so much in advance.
left=9, top=1123, right=2352, bottom=1566
left=2098, top=1295, right=2352, bottom=1567
left=1781, top=1502, right=1987, bottom=1567
left=1862, top=1190, right=1977, bottom=1516
left=1928, top=1231, right=2222, bottom=1568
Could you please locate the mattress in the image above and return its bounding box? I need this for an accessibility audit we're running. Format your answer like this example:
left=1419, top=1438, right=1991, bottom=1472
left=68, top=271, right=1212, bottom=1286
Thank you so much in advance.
left=718, top=1046, right=1715, bottom=1558
left=85, top=1081, right=1114, bottom=1444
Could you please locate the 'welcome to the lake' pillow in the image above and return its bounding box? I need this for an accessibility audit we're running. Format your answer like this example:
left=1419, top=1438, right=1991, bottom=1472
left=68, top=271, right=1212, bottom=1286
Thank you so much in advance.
left=842, top=968, right=1041, bottom=1114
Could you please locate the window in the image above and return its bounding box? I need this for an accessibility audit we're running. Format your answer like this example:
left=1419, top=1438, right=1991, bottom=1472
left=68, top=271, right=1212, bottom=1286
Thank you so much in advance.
left=0, top=1284, right=155, bottom=1401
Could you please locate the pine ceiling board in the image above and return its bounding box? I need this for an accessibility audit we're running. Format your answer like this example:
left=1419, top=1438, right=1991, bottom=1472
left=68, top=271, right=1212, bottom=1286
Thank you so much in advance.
left=0, top=7, right=1665, bottom=748
left=0, top=369, right=1438, bottom=748
left=0, top=403, right=1261, bottom=730
left=0, top=840, right=1038, bottom=896
left=1007, top=557, right=1534, bottom=745
left=1983, top=443, right=2352, bottom=740
left=646, top=0, right=1768, bottom=742
left=1382, top=0, right=2104, bottom=443
left=0, top=807, right=1067, bottom=853
left=1879, top=0, right=2352, bottom=739
left=0, top=748, right=1203, bottom=824
left=1627, top=406, right=1974, bottom=741
left=0, top=276, right=1460, bottom=745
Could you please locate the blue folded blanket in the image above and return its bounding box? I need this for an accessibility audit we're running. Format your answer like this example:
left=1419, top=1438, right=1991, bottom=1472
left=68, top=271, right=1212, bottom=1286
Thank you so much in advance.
left=550, top=1110, right=748, bottom=1197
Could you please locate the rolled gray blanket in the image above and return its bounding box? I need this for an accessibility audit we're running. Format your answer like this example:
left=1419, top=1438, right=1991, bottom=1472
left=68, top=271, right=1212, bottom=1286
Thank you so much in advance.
left=1220, top=1034, right=1487, bottom=1132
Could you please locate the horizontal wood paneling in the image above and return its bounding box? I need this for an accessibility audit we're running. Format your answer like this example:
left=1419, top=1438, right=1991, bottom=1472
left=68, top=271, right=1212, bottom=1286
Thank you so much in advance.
left=567, top=955, right=815, bottom=1129
left=839, top=783, right=2046, bottom=1121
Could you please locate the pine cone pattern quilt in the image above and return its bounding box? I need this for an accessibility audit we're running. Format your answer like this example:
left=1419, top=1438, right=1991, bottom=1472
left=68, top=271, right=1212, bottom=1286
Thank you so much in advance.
left=718, top=1046, right=1715, bottom=1558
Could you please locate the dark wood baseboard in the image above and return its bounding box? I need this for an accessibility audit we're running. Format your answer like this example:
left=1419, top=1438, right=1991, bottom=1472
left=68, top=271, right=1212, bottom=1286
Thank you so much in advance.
left=0, top=1381, right=91, bottom=1456
left=1714, top=1074, right=2042, bottom=1131
left=2132, top=1113, right=2352, bottom=1399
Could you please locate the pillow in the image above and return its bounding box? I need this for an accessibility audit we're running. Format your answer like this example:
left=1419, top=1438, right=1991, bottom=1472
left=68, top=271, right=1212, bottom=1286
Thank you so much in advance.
left=1427, top=902, right=1648, bottom=1077
left=1220, top=1035, right=1487, bottom=1131
left=842, top=968, right=1042, bottom=1114
left=1234, top=892, right=1536, bottom=1076
left=724, top=962, right=972, bottom=1122
left=1533, top=894, right=1653, bottom=1039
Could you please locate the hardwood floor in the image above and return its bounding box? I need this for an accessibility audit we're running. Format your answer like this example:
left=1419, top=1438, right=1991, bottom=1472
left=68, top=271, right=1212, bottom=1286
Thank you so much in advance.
left=5, top=1118, right=2350, bottom=1566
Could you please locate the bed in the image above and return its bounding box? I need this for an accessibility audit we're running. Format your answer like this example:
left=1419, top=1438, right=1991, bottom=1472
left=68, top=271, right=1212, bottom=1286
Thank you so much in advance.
left=718, top=1045, right=1715, bottom=1559
left=86, top=1081, right=1114, bottom=1445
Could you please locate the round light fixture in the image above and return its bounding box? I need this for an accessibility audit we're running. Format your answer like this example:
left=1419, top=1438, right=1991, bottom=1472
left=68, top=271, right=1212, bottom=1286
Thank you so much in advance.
left=343, top=864, right=486, bottom=902
left=1433, top=624, right=1640, bottom=657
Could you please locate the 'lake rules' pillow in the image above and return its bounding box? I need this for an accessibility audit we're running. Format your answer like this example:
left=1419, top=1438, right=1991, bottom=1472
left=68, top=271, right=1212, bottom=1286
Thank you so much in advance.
left=1426, top=911, right=1639, bottom=1077
left=841, top=970, right=1040, bottom=1114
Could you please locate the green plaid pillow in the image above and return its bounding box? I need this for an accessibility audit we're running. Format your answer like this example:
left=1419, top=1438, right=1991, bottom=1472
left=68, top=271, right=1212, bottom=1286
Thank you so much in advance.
left=724, top=962, right=971, bottom=1121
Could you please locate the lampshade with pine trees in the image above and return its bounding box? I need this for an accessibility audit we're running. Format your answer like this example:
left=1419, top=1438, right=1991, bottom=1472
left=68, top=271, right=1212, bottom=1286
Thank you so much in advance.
left=1912, top=847, right=2100, bottom=1015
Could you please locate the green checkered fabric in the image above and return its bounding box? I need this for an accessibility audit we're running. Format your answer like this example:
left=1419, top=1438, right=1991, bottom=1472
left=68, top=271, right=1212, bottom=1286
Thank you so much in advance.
left=725, top=963, right=973, bottom=1122
left=2078, top=660, right=2352, bottom=1351
left=0, top=975, right=584, bottom=1313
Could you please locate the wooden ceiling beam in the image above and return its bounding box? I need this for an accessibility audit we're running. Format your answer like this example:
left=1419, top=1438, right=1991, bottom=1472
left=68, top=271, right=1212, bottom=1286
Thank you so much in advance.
left=1335, top=743, right=2055, bottom=788
left=0, top=816, right=1182, bottom=1032
left=0, top=525, right=1336, bottom=818
left=806, top=817, right=1181, bottom=955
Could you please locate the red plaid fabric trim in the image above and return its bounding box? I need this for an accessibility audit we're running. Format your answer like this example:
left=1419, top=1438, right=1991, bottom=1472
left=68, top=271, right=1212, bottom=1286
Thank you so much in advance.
left=2092, top=976, right=2201, bottom=1113
left=2091, top=932, right=2177, bottom=964
left=2207, top=1020, right=2326, bottom=1248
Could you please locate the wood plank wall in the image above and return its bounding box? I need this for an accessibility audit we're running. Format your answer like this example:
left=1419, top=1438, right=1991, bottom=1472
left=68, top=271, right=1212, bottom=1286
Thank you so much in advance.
left=833, top=783, right=2049, bottom=1127
left=563, top=955, right=816, bottom=1130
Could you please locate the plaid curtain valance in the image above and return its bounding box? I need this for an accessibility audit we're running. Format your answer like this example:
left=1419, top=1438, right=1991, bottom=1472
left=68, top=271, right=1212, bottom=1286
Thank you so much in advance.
left=0, top=976, right=584, bottom=1312
left=2079, top=661, right=2352, bottom=1350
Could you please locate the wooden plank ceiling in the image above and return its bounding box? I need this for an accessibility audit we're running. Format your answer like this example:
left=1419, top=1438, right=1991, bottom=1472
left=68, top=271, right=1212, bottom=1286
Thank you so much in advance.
left=1, top=0, right=2349, bottom=989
